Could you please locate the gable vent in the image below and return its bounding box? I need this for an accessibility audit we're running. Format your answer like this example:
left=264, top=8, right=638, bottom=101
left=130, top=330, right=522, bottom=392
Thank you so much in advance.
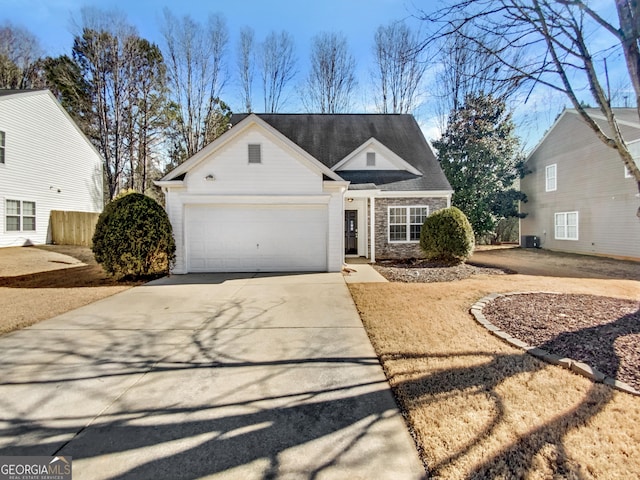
left=248, top=144, right=262, bottom=164
left=366, top=152, right=376, bottom=166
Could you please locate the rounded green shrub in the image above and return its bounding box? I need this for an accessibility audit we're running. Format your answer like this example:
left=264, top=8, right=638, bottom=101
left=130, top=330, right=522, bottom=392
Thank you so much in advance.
left=92, top=192, right=175, bottom=279
left=419, top=206, right=475, bottom=263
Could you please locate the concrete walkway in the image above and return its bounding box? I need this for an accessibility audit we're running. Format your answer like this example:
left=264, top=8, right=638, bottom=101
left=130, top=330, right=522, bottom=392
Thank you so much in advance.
left=343, top=260, right=389, bottom=284
left=0, top=272, right=423, bottom=479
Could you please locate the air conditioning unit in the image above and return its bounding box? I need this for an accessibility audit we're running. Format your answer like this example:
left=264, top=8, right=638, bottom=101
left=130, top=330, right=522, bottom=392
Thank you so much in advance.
left=521, top=235, right=540, bottom=248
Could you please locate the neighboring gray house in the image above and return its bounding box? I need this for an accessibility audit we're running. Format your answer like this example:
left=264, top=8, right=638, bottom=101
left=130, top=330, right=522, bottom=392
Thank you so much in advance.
left=156, top=113, right=452, bottom=273
left=520, top=108, right=640, bottom=260
left=0, top=90, right=104, bottom=247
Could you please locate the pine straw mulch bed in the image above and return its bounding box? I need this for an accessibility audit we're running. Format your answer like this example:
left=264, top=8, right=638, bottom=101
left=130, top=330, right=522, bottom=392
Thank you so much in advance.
left=483, top=293, right=640, bottom=392
left=373, top=258, right=510, bottom=283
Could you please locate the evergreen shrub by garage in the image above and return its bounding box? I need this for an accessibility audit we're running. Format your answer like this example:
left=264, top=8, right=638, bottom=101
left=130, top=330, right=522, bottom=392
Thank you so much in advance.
left=419, top=206, right=475, bottom=263
left=92, top=192, right=175, bottom=279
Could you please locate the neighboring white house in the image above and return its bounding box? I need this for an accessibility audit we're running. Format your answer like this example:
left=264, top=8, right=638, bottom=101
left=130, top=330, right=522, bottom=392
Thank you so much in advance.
left=520, top=108, right=640, bottom=260
left=156, top=113, right=453, bottom=273
left=0, top=89, right=104, bottom=247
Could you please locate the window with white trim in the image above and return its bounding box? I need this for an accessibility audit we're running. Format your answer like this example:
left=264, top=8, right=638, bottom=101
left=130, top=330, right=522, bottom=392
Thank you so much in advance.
left=545, top=164, right=557, bottom=192
left=248, top=144, right=261, bottom=164
left=0, top=131, right=5, bottom=164
left=366, top=152, right=375, bottom=166
left=555, top=211, right=578, bottom=240
left=389, top=206, right=429, bottom=242
left=6, top=200, right=36, bottom=232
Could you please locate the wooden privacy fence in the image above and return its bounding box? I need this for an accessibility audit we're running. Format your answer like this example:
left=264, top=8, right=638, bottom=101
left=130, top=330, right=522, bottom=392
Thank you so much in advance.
left=50, top=210, right=100, bottom=247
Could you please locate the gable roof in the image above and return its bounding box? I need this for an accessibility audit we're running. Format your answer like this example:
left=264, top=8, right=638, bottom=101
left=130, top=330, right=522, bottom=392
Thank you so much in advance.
left=527, top=108, right=640, bottom=160
left=231, top=114, right=452, bottom=192
left=0, top=88, right=105, bottom=163
left=159, top=113, right=343, bottom=182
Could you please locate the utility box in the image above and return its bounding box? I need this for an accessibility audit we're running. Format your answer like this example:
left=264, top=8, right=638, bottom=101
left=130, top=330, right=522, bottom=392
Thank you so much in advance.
left=521, top=235, right=540, bottom=248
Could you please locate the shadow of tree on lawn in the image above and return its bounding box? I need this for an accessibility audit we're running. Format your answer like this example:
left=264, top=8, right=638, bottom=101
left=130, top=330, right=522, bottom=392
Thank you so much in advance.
left=381, top=307, right=639, bottom=479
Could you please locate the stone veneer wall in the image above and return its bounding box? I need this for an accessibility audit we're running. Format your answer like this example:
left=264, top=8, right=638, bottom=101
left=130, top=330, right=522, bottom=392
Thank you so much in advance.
left=374, top=197, right=448, bottom=259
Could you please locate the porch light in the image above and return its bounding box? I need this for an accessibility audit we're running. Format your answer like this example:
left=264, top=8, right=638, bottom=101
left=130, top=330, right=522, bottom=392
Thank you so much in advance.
left=346, top=198, right=354, bottom=202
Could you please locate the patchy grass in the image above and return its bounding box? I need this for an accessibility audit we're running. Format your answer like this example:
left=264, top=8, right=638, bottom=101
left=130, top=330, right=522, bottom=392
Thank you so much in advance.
left=349, top=275, right=640, bottom=479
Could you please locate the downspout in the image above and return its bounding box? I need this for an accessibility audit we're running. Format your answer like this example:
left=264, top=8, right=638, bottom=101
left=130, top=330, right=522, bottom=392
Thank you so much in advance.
left=370, top=196, right=376, bottom=263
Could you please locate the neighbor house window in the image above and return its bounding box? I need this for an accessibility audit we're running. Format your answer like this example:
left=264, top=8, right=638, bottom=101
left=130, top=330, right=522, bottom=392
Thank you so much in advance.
left=0, top=131, right=5, bottom=164
left=366, top=152, right=376, bottom=166
left=545, top=164, right=557, bottom=192
left=389, top=206, right=429, bottom=242
left=5, top=199, right=35, bottom=232
left=555, top=211, right=578, bottom=240
left=248, top=144, right=261, bottom=164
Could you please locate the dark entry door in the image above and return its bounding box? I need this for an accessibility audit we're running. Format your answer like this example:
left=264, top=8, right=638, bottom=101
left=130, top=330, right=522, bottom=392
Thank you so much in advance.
left=345, top=210, right=358, bottom=254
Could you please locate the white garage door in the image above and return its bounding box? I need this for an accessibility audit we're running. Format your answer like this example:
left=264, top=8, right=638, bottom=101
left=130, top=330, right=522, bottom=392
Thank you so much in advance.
left=185, top=204, right=328, bottom=272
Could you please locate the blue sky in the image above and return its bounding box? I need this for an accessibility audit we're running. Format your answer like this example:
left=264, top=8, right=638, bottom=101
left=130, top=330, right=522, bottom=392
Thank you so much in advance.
left=0, top=0, right=629, bottom=149
left=1, top=0, right=423, bottom=121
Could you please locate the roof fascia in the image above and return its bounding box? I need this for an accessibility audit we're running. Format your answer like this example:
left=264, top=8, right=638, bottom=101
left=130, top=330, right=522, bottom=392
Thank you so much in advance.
left=332, top=137, right=422, bottom=176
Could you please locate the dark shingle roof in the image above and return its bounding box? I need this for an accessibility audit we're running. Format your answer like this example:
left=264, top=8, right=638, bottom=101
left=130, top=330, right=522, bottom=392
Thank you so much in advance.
left=0, top=89, right=46, bottom=97
left=231, top=113, right=452, bottom=192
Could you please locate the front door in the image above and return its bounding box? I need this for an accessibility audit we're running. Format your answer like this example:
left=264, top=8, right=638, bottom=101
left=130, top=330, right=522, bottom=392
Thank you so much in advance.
left=345, top=210, right=358, bottom=254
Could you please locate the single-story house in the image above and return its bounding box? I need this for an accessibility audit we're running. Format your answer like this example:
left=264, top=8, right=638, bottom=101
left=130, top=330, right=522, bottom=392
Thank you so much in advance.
left=156, top=114, right=453, bottom=273
left=0, top=89, right=104, bottom=247
left=520, top=108, right=640, bottom=260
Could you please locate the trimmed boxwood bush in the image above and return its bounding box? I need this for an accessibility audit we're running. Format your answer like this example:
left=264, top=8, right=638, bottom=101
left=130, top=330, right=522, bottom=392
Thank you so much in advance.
left=420, top=206, right=475, bottom=263
left=92, top=192, right=175, bottom=279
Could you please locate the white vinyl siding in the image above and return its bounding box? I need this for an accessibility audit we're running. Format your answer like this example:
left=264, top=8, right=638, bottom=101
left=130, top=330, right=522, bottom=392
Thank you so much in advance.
left=545, top=164, right=557, bottom=192
left=0, top=131, right=5, bottom=164
left=6, top=199, right=36, bottom=232
left=0, top=91, right=103, bottom=247
left=555, top=211, right=578, bottom=240
left=389, top=206, right=429, bottom=242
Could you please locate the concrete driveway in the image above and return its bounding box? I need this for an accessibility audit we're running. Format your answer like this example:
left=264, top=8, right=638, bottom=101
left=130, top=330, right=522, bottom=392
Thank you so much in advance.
left=0, top=272, right=424, bottom=479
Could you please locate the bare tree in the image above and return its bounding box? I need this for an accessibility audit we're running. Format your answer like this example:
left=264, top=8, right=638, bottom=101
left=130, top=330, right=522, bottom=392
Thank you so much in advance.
left=432, top=27, right=523, bottom=132
left=160, top=9, right=229, bottom=158
left=419, top=0, right=640, bottom=216
left=49, top=7, right=170, bottom=200
left=237, top=27, right=255, bottom=113
left=0, top=22, right=45, bottom=89
left=302, top=32, right=357, bottom=113
left=372, top=21, right=427, bottom=114
left=259, top=30, right=297, bottom=113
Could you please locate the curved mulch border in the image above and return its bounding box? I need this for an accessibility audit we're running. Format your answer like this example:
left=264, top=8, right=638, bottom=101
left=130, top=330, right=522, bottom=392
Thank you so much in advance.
left=470, top=292, right=640, bottom=396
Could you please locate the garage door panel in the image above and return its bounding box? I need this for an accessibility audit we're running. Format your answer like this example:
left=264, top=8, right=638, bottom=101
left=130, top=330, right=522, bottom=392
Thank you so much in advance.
left=185, top=205, right=327, bottom=272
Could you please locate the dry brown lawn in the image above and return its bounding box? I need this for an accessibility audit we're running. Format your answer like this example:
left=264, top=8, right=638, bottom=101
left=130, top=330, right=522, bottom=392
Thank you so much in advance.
left=0, top=245, right=140, bottom=335
left=349, top=275, right=640, bottom=479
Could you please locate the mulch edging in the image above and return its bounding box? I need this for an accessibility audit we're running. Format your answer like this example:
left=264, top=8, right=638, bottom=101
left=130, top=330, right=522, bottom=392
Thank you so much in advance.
left=470, top=292, right=640, bottom=396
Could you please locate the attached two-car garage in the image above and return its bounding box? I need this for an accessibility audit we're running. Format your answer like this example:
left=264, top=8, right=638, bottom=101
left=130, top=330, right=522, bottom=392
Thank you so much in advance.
left=185, top=204, right=328, bottom=272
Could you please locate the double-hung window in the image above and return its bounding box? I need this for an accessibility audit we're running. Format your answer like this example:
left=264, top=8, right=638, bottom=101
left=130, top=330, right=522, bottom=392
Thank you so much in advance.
left=555, top=211, right=578, bottom=240
left=545, top=164, right=557, bottom=192
left=6, top=200, right=36, bottom=232
left=389, top=206, right=429, bottom=242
